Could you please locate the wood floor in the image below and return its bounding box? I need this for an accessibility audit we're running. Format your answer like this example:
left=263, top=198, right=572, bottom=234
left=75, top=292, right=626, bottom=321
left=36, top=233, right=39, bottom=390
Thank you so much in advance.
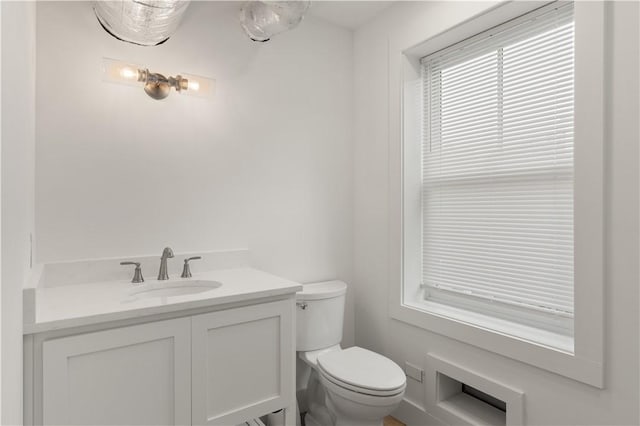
left=384, top=416, right=406, bottom=426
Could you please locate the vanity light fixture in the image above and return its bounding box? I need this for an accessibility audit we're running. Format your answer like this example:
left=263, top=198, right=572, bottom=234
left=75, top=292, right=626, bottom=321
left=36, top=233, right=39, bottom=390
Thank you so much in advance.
left=101, top=58, right=215, bottom=100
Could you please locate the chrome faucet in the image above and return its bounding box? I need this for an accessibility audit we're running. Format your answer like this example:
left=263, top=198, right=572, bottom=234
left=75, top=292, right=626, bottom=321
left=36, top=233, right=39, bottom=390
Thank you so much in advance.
left=120, top=261, right=144, bottom=284
left=158, top=247, right=174, bottom=280
left=181, top=256, right=202, bottom=278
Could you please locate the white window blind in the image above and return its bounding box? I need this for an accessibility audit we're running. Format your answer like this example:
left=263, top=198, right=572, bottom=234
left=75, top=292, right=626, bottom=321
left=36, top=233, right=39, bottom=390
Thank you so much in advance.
left=421, top=3, right=574, bottom=331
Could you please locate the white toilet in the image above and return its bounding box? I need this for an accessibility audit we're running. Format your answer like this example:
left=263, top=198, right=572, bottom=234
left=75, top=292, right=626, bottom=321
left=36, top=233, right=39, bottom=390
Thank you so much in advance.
left=296, top=281, right=406, bottom=426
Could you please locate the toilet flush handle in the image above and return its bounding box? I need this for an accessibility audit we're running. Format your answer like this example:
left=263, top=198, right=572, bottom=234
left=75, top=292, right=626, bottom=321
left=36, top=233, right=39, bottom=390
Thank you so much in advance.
left=296, top=302, right=308, bottom=310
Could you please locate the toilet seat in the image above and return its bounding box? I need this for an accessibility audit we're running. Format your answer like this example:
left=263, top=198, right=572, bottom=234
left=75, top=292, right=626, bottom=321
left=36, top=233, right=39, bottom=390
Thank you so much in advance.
left=316, top=347, right=406, bottom=397
left=319, top=369, right=406, bottom=410
left=318, top=366, right=405, bottom=397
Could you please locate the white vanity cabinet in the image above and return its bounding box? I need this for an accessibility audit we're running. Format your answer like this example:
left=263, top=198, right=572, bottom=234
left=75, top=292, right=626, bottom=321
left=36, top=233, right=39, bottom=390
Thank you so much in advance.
left=41, top=318, right=192, bottom=426
left=191, top=300, right=294, bottom=425
left=25, top=298, right=296, bottom=426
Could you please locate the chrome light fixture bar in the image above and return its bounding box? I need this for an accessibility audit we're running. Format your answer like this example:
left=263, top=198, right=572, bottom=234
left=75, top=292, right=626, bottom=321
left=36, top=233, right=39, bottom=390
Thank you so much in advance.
left=102, top=58, right=214, bottom=100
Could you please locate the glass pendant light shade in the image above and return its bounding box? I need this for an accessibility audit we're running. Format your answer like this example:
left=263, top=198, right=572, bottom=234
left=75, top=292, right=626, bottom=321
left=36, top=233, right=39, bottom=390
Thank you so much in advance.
left=93, top=0, right=191, bottom=46
left=239, top=1, right=311, bottom=42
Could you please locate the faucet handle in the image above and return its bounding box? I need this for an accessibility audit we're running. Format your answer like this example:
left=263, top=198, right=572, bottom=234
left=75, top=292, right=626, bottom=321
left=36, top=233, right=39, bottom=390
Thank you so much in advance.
left=120, top=262, right=144, bottom=284
left=181, top=256, right=202, bottom=278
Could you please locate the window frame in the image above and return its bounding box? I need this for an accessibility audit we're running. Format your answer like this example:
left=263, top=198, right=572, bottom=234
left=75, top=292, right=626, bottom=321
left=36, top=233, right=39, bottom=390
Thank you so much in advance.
left=419, top=2, right=576, bottom=342
left=388, top=1, right=604, bottom=387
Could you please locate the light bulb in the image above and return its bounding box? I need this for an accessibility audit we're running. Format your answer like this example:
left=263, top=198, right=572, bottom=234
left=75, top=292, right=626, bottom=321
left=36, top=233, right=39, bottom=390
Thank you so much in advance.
left=102, top=58, right=144, bottom=87
left=180, top=73, right=215, bottom=98
left=120, top=67, right=138, bottom=80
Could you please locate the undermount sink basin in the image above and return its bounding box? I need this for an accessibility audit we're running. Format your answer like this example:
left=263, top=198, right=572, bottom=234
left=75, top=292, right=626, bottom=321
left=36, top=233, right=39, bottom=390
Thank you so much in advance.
left=128, top=280, right=222, bottom=299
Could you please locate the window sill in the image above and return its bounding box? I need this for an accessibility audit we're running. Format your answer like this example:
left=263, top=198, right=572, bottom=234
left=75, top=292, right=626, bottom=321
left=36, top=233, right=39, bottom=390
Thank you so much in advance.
left=390, top=301, right=602, bottom=387
left=409, top=299, right=574, bottom=354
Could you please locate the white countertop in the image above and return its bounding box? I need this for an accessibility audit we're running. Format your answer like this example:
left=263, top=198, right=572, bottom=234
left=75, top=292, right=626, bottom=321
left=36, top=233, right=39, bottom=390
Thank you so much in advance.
left=24, top=267, right=303, bottom=334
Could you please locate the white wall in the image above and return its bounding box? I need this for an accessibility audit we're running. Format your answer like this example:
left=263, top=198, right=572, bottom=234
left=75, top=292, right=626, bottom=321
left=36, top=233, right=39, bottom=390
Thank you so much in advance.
left=1, top=1, right=36, bottom=424
left=35, top=2, right=354, bottom=345
left=354, top=1, right=639, bottom=425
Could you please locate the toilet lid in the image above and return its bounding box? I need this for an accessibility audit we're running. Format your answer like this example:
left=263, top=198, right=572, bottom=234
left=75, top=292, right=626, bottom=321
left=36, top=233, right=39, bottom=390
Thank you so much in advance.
left=317, top=347, right=406, bottom=392
left=296, top=281, right=347, bottom=301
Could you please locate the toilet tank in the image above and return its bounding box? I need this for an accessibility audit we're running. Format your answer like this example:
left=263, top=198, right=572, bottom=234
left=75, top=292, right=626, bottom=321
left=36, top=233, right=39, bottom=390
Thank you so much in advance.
left=296, top=281, right=347, bottom=351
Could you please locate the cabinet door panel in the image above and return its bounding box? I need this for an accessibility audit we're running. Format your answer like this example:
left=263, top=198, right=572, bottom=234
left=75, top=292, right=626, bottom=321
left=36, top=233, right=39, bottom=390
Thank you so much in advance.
left=192, top=300, right=294, bottom=425
left=42, top=318, right=191, bottom=426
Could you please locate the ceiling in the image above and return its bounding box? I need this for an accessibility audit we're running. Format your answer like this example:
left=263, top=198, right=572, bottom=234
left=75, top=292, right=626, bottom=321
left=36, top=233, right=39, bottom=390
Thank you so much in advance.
left=306, top=1, right=395, bottom=30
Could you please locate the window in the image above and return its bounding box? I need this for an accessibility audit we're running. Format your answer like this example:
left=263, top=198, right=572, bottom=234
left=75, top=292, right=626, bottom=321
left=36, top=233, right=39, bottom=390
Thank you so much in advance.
left=392, top=0, right=604, bottom=387
left=420, top=4, right=575, bottom=339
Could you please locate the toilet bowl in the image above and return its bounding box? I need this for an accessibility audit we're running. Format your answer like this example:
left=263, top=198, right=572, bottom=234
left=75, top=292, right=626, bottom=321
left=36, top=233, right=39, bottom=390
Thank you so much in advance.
left=296, top=281, right=406, bottom=426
